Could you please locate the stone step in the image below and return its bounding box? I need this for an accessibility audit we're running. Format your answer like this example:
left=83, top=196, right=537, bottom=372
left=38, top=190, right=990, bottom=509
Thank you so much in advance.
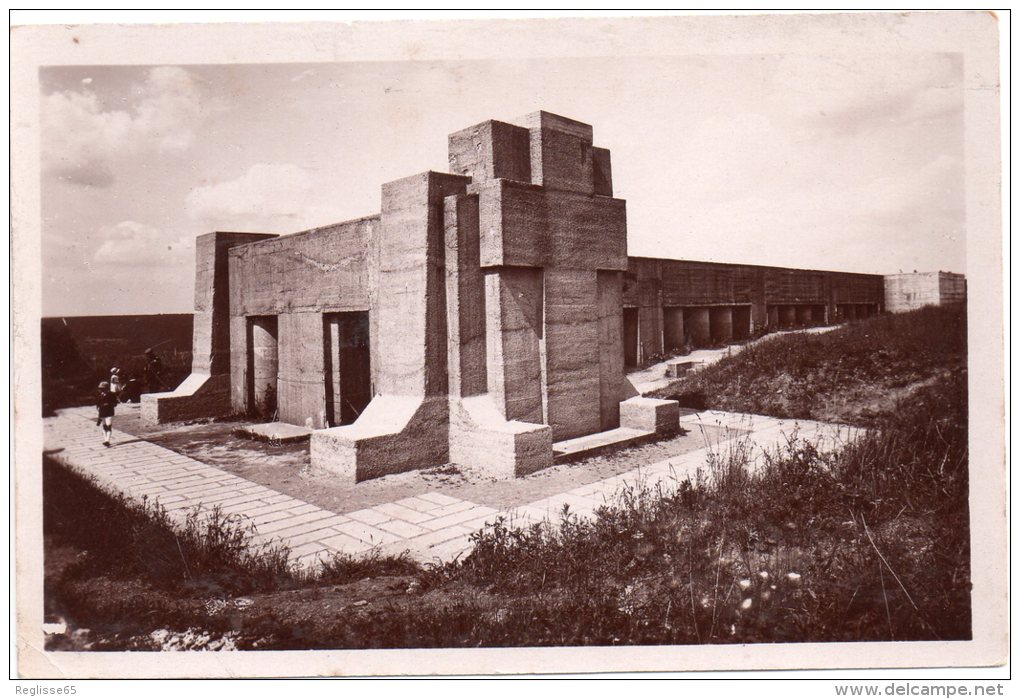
left=234, top=422, right=313, bottom=443
left=552, top=427, right=655, bottom=463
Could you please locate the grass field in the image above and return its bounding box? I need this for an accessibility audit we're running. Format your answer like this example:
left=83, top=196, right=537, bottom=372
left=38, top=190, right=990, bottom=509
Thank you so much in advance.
left=41, top=314, right=192, bottom=415
left=43, top=305, right=969, bottom=650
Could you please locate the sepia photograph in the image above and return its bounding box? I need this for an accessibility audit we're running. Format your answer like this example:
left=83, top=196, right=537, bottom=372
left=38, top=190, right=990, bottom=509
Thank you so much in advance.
left=10, top=10, right=1007, bottom=681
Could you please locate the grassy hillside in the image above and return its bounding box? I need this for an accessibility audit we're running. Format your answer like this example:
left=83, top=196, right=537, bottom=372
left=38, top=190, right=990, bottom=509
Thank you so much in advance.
left=652, top=304, right=967, bottom=426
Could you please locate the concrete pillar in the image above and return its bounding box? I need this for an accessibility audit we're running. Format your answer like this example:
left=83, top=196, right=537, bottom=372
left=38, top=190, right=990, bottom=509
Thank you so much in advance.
left=486, top=267, right=545, bottom=424
left=311, top=171, right=470, bottom=482
left=797, top=305, right=813, bottom=326
left=444, top=191, right=552, bottom=479
left=249, top=316, right=278, bottom=414
left=444, top=193, right=487, bottom=399
left=732, top=306, right=751, bottom=340
left=663, top=307, right=685, bottom=352
left=767, top=305, right=780, bottom=329
left=710, top=306, right=734, bottom=344
left=780, top=305, right=797, bottom=328
left=685, top=307, right=711, bottom=347
left=596, top=270, right=624, bottom=430
left=544, top=269, right=602, bottom=441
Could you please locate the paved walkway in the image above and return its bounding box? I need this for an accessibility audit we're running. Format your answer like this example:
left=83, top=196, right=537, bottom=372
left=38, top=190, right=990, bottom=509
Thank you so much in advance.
left=43, top=405, right=863, bottom=571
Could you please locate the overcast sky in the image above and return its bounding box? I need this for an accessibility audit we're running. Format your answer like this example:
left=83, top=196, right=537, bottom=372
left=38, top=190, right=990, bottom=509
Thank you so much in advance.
left=40, top=52, right=965, bottom=316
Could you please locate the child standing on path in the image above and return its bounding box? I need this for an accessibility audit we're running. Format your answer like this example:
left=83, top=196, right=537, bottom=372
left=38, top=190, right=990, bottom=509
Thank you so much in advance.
left=110, top=367, right=124, bottom=400
left=96, top=381, right=118, bottom=447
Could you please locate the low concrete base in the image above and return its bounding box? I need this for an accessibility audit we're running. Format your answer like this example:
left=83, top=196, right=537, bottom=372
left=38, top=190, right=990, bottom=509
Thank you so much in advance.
left=310, top=395, right=449, bottom=483
left=620, top=396, right=681, bottom=437
left=665, top=359, right=704, bottom=378
left=140, top=373, right=231, bottom=425
left=449, top=395, right=553, bottom=478
left=553, top=426, right=654, bottom=463
left=236, top=422, right=312, bottom=443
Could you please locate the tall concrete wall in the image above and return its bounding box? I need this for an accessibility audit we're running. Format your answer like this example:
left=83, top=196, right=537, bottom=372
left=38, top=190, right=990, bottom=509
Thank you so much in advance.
left=939, top=273, right=967, bottom=305
left=624, top=256, right=885, bottom=358
left=227, top=218, right=376, bottom=423
left=885, top=271, right=967, bottom=313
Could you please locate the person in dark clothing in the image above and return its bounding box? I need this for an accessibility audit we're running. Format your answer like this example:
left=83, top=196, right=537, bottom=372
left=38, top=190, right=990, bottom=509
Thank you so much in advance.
left=144, top=349, right=165, bottom=393
left=96, top=381, right=118, bottom=447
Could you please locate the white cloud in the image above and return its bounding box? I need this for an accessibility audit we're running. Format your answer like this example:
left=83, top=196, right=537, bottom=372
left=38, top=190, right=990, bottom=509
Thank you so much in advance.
left=93, top=220, right=193, bottom=268
left=42, top=66, right=205, bottom=187
left=185, top=163, right=342, bottom=232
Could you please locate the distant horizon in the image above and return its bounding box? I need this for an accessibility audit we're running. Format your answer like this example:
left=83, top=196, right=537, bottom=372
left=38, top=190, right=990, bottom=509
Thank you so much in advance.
left=41, top=311, right=194, bottom=320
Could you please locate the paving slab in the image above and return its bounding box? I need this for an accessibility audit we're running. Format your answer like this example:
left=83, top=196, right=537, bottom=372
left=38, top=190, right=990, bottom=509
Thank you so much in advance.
left=235, top=421, right=313, bottom=444
left=553, top=427, right=655, bottom=462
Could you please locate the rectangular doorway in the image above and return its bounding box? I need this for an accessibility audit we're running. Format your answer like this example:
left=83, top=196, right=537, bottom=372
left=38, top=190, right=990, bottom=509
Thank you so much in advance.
left=324, top=312, right=372, bottom=426
left=246, top=316, right=278, bottom=419
left=663, top=306, right=685, bottom=353
left=732, top=306, right=751, bottom=340
left=623, top=307, right=639, bottom=367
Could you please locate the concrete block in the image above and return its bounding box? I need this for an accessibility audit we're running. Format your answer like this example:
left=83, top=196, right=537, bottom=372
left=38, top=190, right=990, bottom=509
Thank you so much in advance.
left=619, top=396, right=680, bottom=437
left=528, top=126, right=595, bottom=195
left=310, top=395, right=449, bottom=482
left=448, top=120, right=531, bottom=184
left=512, top=111, right=594, bottom=141
left=475, top=179, right=628, bottom=272
left=141, top=373, right=231, bottom=425
left=665, top=359, right=702, bottom=378
left=508, top=111, right=598, bottom=194
left=448, top=395, right=553, bottom=478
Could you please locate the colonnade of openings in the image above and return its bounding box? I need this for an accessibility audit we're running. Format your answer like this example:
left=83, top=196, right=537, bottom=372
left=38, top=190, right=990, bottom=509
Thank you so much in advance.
left=623, top=301, right=881, bottom=367
left=244, top=312, right=371, bottom=426
left=661, top=305, right=753, bottom=354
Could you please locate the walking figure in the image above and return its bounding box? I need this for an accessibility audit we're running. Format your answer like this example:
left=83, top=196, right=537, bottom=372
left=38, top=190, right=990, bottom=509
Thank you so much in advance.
left=110, top=367, right=124, bottom=400
left=96, top=381, right=118, bottom=447
left=144, top=349, right=165, bottom=393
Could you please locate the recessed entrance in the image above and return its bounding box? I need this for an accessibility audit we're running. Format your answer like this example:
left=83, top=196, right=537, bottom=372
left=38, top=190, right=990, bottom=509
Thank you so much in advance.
left=623, top=307, right=639, bottom=367
left=246, top=316, right=278, bottom=419
left=324, top=312, right=372, bottom=426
